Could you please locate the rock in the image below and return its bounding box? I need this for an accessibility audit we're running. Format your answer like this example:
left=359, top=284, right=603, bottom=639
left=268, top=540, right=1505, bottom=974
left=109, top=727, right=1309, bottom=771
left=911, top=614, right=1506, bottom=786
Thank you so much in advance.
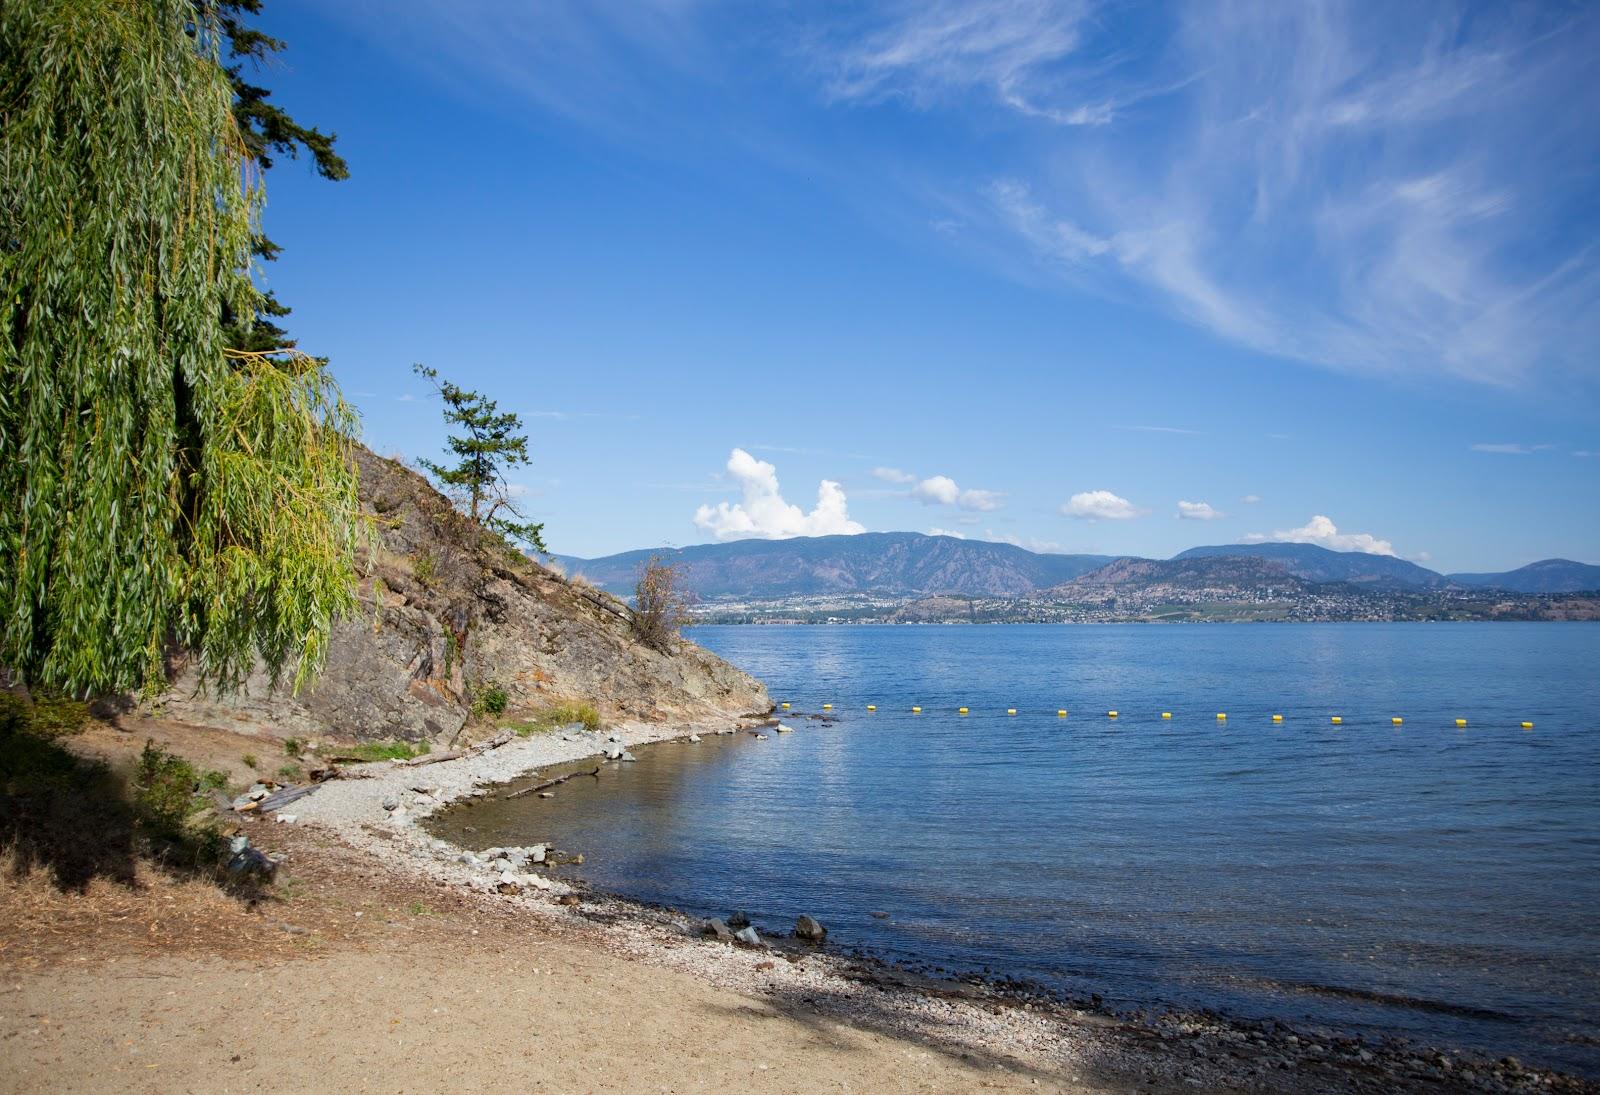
left=381, top=797, right=400, bottom=812
left=538, top=791, right=554, bottom=799
left=246, top=783, right=269, bottom=800
left=620, top=751, right=637, bottom=762
left=557, top=894, right=581, bottom=907
left=607, top=733, right=622, bottom=743
left=688, top=734, right=701, bottom=743
left=733, top=926, right=763, bottom=947
left=386, top=807, right=409, bottom=826
left=728, top=910, right=752, bottom=929
left=755, top=960, right=776, bottom=971
left=794, top=915, right=827, bottom=942
left=528, top=844, right=546, bottom=863
left=701, top=918, right=735, bottom=942
left=603, top=742, right=625, bottom=759
left=230, top=794, right=258, bottom=812
left=489, top=857, right=513, bottom=873
left=776, top=723, right=794, bottom=733
left=275, top=813, right=298, bottom=824
left=752, top=733, right=768, bottom=741
left=496, top=880, right=521, bottom=895
left=869, top=910, right=890, bottom=919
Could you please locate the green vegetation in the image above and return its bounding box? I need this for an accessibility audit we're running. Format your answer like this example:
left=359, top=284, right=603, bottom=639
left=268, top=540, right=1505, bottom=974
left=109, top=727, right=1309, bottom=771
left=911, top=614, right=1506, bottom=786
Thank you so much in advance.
left=132, top=741, right=211, bottom=841
left=334, top=741, right=432, bottom=763
left=241, top=753, right=259, bottom=769
left=413, top=364, right=547, bottom=553
left=509, top=702, right=601, bottom=736
left=0, top=0, right=360, bottom=698
left=408, top=901, right=435, bottom=917
left=412, top=550, right=438, bottom=586
left=276, top=764, right=301, bottom=781
left=283, top=737, right=303, bottom=757
left=471, top=681, right=510, bottom=717
left=0, top=691, right=90, bottom=739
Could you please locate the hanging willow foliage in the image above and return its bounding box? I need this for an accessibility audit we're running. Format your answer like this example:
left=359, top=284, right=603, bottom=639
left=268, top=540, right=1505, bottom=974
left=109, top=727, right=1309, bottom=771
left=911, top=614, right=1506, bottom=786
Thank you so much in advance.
left=0, top=0, right=360, bottom=697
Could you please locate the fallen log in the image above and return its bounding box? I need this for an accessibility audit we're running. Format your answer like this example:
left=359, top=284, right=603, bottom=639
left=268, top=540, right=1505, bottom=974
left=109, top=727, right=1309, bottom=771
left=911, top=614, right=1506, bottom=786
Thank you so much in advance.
left=401, top=749, right=467, bottom=767
left=505, top=765, right=601, bottom=800
left=256, top=784, right=319, bottom=813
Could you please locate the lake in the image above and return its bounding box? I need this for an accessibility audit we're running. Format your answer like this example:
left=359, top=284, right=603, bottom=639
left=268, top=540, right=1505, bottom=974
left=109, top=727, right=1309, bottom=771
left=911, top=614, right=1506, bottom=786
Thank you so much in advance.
left=432, top=623, right=1600, bottom=1075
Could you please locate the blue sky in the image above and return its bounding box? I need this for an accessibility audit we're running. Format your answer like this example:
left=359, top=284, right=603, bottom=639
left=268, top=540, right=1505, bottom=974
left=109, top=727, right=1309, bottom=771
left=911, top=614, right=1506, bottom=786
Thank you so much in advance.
left=254, top=0, right=1597, bottom=572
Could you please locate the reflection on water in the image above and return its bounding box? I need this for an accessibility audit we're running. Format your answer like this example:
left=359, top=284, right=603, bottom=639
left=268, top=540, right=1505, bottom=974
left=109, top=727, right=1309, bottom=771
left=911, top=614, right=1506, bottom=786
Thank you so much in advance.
left=428, top=623, right=1600, bottom=1077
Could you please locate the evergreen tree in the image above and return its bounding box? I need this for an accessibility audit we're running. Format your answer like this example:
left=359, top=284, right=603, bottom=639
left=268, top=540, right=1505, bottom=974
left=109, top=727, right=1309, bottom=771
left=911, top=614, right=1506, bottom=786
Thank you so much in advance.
left=198, top=1, right=350, bottom=353
left=414, top=366, right=548, bottom=554
left=0, top=0, right=360, bottom=696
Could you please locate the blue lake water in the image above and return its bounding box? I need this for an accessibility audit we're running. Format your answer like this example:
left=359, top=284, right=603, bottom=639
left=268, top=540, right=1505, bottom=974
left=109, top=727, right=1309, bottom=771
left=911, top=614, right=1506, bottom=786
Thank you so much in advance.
left=441, top=623, right=1600, bottom=1075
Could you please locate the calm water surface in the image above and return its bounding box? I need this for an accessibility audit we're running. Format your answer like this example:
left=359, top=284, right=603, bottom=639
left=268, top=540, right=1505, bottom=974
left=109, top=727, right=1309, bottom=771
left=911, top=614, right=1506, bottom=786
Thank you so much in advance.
left=433, top=624, right=1600, bottom=1074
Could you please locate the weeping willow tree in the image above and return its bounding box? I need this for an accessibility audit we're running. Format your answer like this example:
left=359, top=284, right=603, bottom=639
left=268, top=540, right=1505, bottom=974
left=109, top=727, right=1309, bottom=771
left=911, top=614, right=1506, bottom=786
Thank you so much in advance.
left=0, top=0, right=360, bottom=697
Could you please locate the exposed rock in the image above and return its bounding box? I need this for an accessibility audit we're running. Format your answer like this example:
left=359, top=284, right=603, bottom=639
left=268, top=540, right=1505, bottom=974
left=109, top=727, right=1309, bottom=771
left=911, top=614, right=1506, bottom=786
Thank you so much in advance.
left=145, top=447, right=769, bottom=742
left=733, top=926, right=763, bottom=948
left=794, top=915, right=827, bottom=942
left=727, top=911, right=751, bottom=929
left=701, top=918, right=735, bottom=942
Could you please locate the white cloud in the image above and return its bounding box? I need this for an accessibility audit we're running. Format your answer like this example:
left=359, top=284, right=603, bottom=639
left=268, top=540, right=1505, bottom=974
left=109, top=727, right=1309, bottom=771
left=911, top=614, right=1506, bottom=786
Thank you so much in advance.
left=1243, top=515, right=1397, bottom=557
left=1472, top=442, right=1537, bottom=454
left=871, top=466, right=917, bottom=483
left=986, top=530, right=1066, bottom=553
left=1575, top=450, right=1596, bottom=458
left=1176, top=500, right=1224, bottom=521
left=1240, top=494, right=1262, bottom=504
left=693, top=449, right=865, bottom=540
left=911, top=474, right=1005, bottom=511
left=927, top=527, right=967, bottom=539
left=1061, top=490, right=1142, bottom=521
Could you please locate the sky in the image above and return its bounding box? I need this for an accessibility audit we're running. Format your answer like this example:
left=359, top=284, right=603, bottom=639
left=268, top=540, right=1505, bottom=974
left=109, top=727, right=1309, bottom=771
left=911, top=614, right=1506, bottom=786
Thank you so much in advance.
left=252, top=0, right=1598, bottom=573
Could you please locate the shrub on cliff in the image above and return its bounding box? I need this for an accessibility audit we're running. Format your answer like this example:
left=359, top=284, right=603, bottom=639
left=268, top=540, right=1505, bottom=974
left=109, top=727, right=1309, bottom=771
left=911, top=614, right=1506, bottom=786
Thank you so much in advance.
left=633, top=557, right=694, bottom=651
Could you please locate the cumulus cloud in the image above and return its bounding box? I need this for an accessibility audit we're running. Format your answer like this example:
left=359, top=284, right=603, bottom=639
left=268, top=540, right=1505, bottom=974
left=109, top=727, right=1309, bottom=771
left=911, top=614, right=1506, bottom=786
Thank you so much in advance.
left=927, top=527, right=967, bottom=539
left=872, top=466, right=917, bottom=483
left=1176, top=500, right=1223, bottom=521
left=1241, top=494, right=1262, bottom=504
left=911, top=474, right=1005, bottom=511
left=693, top=449, right=865, bottom=540
left=1061, top=490, right=1143, bottom=521
left=987, top=530, right=1066, bottom=553
left=1243, top=515, right=1397, bottom=557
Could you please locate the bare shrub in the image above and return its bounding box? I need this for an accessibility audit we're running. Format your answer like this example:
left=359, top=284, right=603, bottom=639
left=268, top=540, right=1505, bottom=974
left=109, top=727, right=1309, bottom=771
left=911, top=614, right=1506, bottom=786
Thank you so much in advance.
left=632, top=556, right=693, bottom=651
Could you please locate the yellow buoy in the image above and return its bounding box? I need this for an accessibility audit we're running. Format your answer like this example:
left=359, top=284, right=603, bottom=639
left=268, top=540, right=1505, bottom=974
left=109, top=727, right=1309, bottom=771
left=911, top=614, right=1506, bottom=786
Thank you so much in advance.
left=1007, top=708, right=1017, bottom=716
left=780, top=702, right=790, bottom=709
left=1391, top=717, right=1403, bottom=725
left=1455, top=718, right=1467, bottom=728
left=958, top=707, right=969, bottom=715
left=866, top=705, right=876, bottom=711
left=1057, top=709, right=1067, bottom=717
left=1161, top=712, right=1172, bottom=719
left=822, top=703, right=832, bottom=710
left=1331, top=716, right=1342, bottom=725
left=1107, top=710, right=1119, bottom=718
left=1521, top=721, right=1534, bottom=729
left=911, top=706, right=922, bottom=714
left=1216, top=713, right=1227, bottom=720
left=1272, top=714, right=1283, bottom=722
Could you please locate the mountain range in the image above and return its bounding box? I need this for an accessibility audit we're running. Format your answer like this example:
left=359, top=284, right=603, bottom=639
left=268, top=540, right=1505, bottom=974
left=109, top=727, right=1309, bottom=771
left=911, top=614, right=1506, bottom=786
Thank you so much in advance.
left=553, top=534, right=1600, bottom=600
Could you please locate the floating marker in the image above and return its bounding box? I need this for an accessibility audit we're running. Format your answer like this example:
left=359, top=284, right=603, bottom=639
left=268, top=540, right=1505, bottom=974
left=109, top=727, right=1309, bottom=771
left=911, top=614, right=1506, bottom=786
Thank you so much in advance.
left=1521, top=721, right=1534, bottom=729
left=1107, top=710, right=1119, bottom=718
left=911, top=706, right=921, bottom=714
left=866, top=704, right=876, bottom=711
left=1455, top=718, right=1467, bottom=728
left=1392, top=717, right=1403, bottom=725
left=1161, top=712, right=1173, bottom=719
left=780, top=702, right=790, bottom=709
left=1058, top=709, right=1067, bottom=717
left=1331, top=716, right=1342, bottom=725
left=958, top=707, right=969, bottom=715
left=1216, top=713, right=1227, bottom=720
left=822, top=703, right=832, bottom=710
left=1007, top=708, right=1017, bottom=716
left=1272, top=714, right=1283, bottom=722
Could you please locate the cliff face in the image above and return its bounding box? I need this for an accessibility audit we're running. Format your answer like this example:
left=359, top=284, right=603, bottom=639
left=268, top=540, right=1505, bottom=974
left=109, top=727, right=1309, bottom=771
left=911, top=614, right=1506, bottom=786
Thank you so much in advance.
left=153, top=449, right=769, bottom=741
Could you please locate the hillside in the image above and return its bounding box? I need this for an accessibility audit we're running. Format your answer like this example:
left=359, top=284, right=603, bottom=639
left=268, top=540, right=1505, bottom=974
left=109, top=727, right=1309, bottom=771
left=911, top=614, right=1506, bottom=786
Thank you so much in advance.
left=1172, top=542, right=1447, bottom=589
left=148, top=449, right=769, bottom=742
left=553, top=533, right=1113, bottom=600
left=1449, top=558, right=1600, bottom=593
left=1060, top=555, right=1307, bottom=593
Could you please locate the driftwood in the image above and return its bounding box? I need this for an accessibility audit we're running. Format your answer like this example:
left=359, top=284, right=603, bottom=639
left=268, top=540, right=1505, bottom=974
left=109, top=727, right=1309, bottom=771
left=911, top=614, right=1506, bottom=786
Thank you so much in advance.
left=505, top=765, right=601, bottom=800
left=401, top=749, right=466, bottom=767
left=257, top=784, right=319, bottom=813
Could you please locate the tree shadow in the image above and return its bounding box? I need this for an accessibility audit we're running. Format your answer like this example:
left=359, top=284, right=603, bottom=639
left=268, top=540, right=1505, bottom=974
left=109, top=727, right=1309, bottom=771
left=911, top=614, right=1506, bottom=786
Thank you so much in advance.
left=0, top=716, right=266, bottom=900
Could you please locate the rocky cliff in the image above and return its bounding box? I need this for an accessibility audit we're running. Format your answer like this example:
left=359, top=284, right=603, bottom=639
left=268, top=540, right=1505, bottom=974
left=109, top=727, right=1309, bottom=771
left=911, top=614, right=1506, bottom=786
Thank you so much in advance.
left=151, top=449, right=770, bottom=742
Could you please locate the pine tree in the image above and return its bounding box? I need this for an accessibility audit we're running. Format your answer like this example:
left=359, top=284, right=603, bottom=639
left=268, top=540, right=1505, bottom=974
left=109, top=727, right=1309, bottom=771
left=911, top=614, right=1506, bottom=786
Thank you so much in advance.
left=414, top=366, right=548, bottom=553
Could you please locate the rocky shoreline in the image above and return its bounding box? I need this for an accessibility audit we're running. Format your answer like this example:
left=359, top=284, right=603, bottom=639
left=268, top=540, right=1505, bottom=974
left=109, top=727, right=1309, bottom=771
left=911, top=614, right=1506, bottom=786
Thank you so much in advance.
left=271, top=718, right=1596, bottom=1095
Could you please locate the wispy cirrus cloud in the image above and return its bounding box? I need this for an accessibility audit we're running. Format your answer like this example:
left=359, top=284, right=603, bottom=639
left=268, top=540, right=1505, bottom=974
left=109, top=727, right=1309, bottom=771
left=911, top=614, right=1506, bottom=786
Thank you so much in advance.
left=1471, top=442, right=1552, bottom=455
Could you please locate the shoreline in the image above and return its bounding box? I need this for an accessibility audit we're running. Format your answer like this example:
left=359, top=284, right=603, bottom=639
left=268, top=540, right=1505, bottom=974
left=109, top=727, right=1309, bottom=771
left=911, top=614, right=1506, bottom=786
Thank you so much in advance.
left=282, top=717, right=1595, bottom=1094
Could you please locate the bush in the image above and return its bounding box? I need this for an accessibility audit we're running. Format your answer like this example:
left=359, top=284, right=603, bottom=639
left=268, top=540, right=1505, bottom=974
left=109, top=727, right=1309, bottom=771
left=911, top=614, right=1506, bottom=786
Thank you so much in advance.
left=632, top=556, right=693, bottom=651
left=471, top=681, right=509, bottom=716
left=0, top=689, right=90, bottom=738
left=133, top=740, right=201, bottom=839
left=412, top=550, right=437, bottom=585
left=283, top=737, right=303, bottom=757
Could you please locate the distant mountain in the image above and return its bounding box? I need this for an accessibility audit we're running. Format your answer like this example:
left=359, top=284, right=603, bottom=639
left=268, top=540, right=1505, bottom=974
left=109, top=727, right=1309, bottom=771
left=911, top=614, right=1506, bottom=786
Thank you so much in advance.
left=1448, top=559, right=1600, bottom=594
left=1173, top=542, right=1447, bottom=589
left=551, top=533, right=1115, bottom=600
left=1061, top=554, right=1308, bottom=593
